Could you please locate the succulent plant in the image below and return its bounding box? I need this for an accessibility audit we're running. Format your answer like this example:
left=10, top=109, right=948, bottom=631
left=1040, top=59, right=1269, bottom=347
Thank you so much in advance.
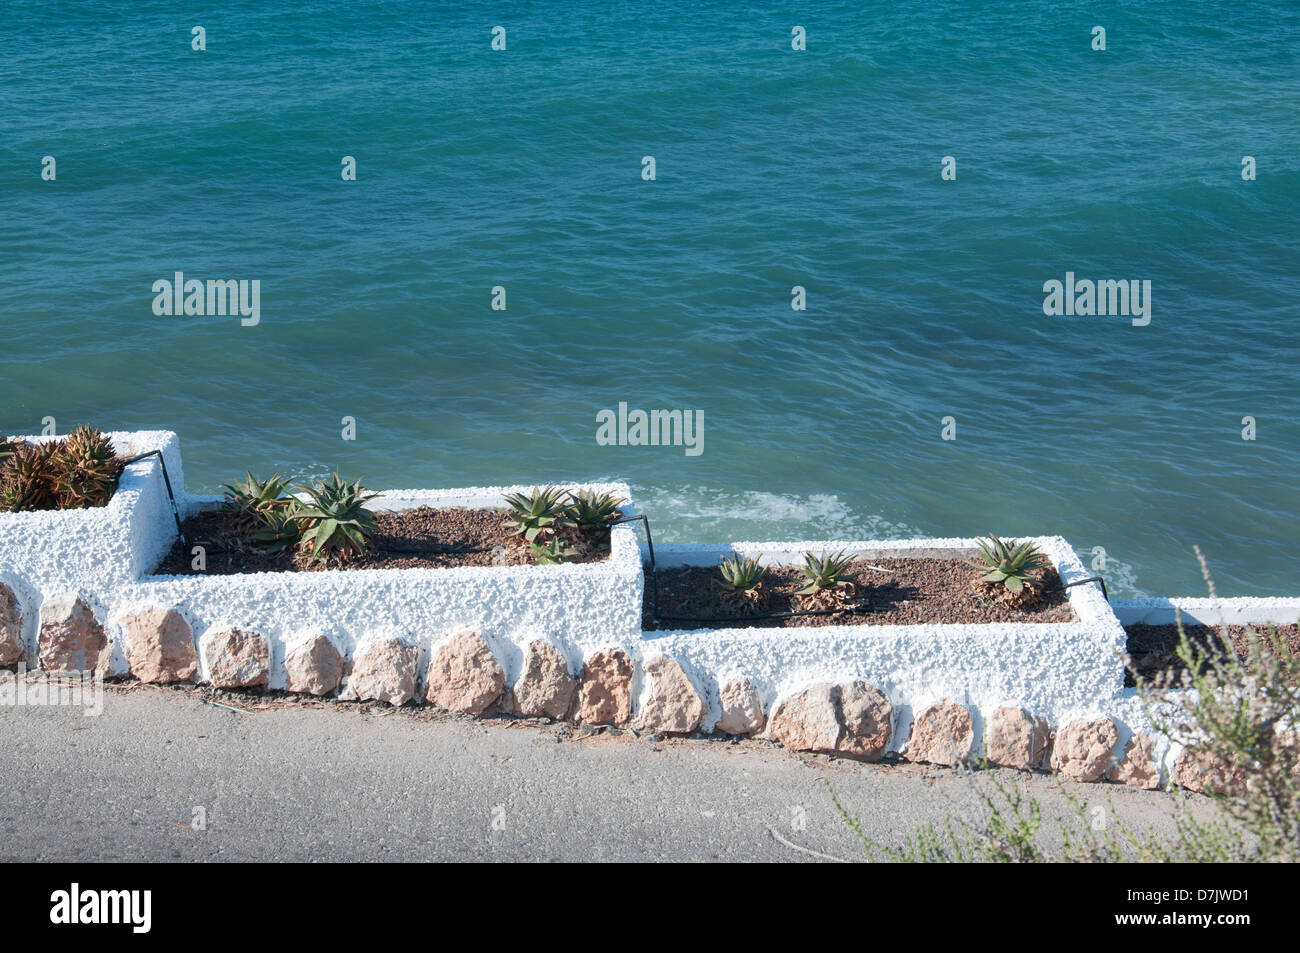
left=503, top=485, right=573, bottom=542
left=717, top=553, right=766, bottom=592
left=796, top=550, right=857, bottom=597
left=530, top=538, right=574, bottom=565
left=0, top=442, right=57, bottom=511
left=291, top=472, right=380, bottom=564
left=715, top=552, right=767, bottom=607
left=50, top=425, right=121, bottom=509
left=970, top=534, right=1049, bottom=594
left=0, top=439, right=17, bottom=466
left=565, top=489, right=627, bottom=529
left=221, top=471, right=296, bottom=534
left=249, top=499, right=306, bottom=553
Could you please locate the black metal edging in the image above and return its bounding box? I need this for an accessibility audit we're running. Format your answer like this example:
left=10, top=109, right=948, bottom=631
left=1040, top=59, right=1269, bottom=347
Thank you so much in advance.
left=655, top=604, right=874, bottom=624
left=1048, top=575, right=1109, bottom=602
left=121, top=450, right=186, bottom=545
left=607, top=511, right=872, bottom=627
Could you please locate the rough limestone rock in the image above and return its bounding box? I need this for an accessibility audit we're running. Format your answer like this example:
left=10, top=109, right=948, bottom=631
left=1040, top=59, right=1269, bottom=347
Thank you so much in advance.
left=201, top=629, right=269, bottom=689
left=503, top=639, right=576, bottom=720
left=0, top=583, right=23, bottom=667
left=425, top=630, right=505, bottom=716
left=121, top=607, right=197, bottom=683
left=1053, top=717, right=1119, bottom=782
left=639, top=655, right=706, bottom=734
left=715, top=677, right=765, bottom=735
left=1107, top=732, right=1161, bottom=789
left=284, top=634, right=344, bottom=696
left=986, top=706, right=1052, bottom=771
left=577, top=648, right=633, bottom=724
left=907, top=700, right=975, bottom=766
left=769, top=682, right=893, bottom=761
left=769, top=684, right=841, bottom=752
left=835, top=682, right=894, bottom=761
left=346, top=637, right=420, bottom=705
left=38, top=595, right=108, bottom=673
left=1171, top=746, right=1245, bottom=796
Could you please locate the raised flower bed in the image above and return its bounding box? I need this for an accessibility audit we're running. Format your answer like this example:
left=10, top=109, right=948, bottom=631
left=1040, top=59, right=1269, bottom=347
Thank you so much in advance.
left=1113, top=595, right=1300, bottom=686
left=643, top=537, right=1125, bottom=726
left=0, top=430, right=186, bottom=595
left=2, top=429, right=1271, bottom=794
left=123, top=482, right=645, bottom=684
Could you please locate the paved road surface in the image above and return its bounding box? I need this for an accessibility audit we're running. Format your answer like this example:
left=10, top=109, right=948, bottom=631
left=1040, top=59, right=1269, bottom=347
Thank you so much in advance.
left=0, top=683, right=1204, bottom=862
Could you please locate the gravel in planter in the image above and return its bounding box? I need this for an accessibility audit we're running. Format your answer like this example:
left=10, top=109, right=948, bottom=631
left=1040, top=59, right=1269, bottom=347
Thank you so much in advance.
left=645, top=558, right=1076, bottom=629
left=1123, top=622, right=1300, bottom=687
left=155, top=506, right=612, bottom=574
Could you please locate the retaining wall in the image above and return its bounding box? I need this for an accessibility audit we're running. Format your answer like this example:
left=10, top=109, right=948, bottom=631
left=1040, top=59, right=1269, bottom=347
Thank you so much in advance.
left=3, top=430, right=1288, bottom=794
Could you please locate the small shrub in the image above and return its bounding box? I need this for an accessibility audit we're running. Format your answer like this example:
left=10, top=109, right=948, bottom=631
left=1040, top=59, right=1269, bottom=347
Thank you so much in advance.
left=840, top=549, right=1300, bottom=864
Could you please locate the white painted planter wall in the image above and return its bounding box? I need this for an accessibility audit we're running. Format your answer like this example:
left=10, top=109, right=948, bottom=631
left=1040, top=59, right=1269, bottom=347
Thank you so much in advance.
left=3, top=431, right=1293, bottom=787
left=648, top=538, right=1124, bottom=741
left=125, top=485, right=645, bottom=688
left=0, top=431, right=187, bottom=646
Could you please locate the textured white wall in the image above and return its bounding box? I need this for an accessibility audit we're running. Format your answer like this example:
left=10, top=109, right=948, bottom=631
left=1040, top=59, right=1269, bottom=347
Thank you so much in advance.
left=648, top=537, right=1126, bottom=740
left=8, top=431, right=1288, bottom=785
left=112, top=482, right=645, bottom=689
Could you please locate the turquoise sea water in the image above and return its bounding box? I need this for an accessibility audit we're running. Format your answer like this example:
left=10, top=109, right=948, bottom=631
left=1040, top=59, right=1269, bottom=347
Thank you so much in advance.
left=3, top=2, right=1298, bottom=596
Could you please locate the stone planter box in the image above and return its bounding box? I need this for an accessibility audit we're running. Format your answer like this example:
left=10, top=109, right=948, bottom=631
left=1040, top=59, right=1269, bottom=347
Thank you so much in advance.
left=0, top=430, right=187, bottom=603
left=0, top=431, right=642, bottom=691
left=107, top=483, right=644, bottom=688
left=5, top=429, right=1286, bottom=792
left=1104, top=597, right=1300, bottom=792
left=644, top=536, right=1127, bottom=741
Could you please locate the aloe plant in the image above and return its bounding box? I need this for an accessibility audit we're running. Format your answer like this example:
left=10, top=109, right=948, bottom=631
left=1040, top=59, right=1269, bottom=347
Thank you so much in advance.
left=50, top=425, right=120, bottom=509
left=503, top=485, right=572, bottom=542
left=249, top=499, right=306, bottom=553
left=565, top=489, right=627, bottom=529
left=292, top=472, right=380, bottom=564
left=0, top=442, right=57, bottom=512
left=717, top=553, right=766, bottom=592
left=797, top=550, right=857, bottom=597
left=970, top=534, right=1049, bottom=593
left=530, top=538, right=574, bottom=565
left=221, top=471, right=295, bottom=533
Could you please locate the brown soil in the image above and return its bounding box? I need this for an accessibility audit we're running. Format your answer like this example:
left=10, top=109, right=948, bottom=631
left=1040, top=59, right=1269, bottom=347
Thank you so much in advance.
left=1123, top=622, right=1300, bottom=687
left=154, top=506, right=611, bottom=574
left=644, top=558, right=1076, bottom=629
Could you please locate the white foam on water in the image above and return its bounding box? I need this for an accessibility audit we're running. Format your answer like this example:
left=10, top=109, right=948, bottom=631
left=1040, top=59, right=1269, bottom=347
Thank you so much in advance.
left=632, top=485, right=923, bottom=543
left=1074, top=543, right=1148, bottom=599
